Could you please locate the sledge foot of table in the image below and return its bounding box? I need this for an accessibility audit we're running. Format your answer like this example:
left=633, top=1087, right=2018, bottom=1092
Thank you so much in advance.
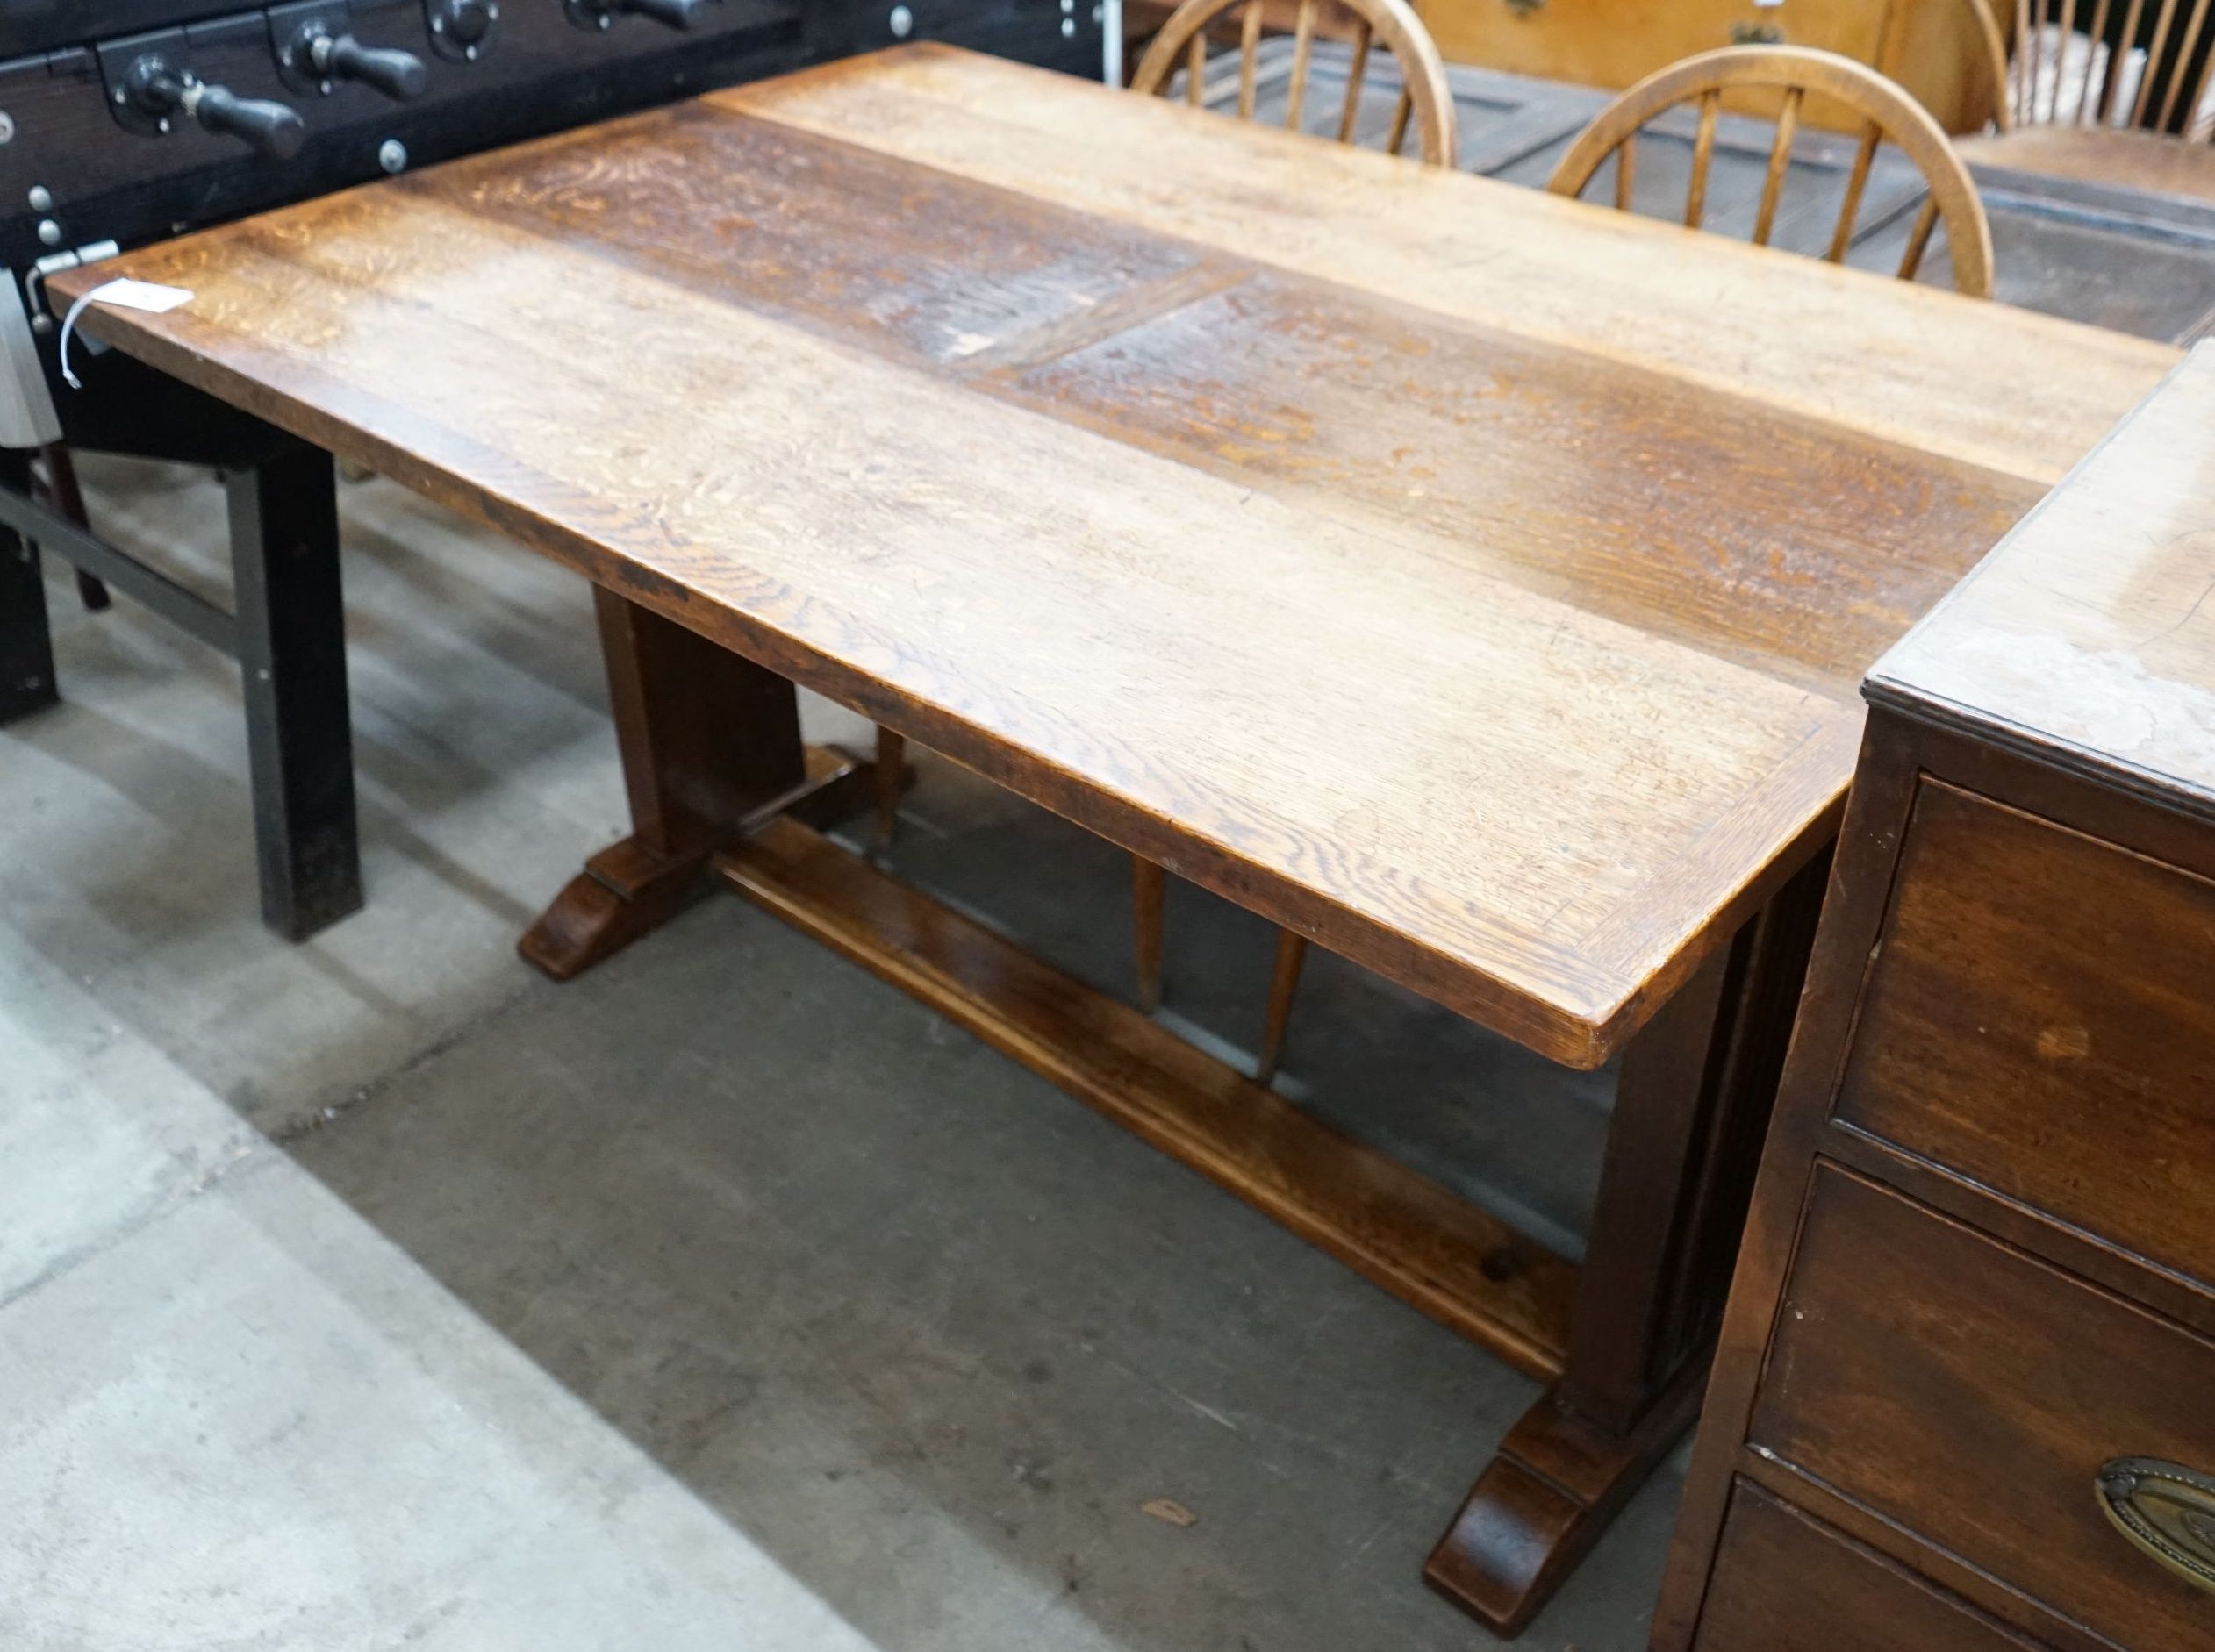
left=1423, top=1362, right=1706, bottom=1636
left=520, top=743, right=889, bottom=981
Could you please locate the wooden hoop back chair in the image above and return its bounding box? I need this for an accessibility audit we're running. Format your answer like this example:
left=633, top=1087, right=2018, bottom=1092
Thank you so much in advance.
left=1128, top=0, right=1459, bottom=165
left=2008, top=0, right=2215, bottom=131
left=1547, top=46, right=1996, bottom=298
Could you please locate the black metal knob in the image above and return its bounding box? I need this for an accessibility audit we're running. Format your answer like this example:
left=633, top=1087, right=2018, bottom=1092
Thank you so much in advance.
left=567, top=0, right=707, bottom=29
left=320, top=35, right=428, bottom=100
left=191, top=82, right=309, bottom=159
left=425, top=0, right=498, bottom=60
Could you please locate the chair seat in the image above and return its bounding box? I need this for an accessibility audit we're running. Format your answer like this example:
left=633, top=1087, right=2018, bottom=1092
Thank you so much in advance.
left=1956, top=125, right=2215, bottom=206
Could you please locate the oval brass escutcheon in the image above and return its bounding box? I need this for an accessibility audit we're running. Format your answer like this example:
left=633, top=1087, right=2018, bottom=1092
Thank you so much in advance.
left=2097, top=1458, right=2215, bottom=1597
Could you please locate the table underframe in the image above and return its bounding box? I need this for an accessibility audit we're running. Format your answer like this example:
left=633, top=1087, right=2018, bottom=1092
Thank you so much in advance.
left=527, top=585, right=1834, bottom=1637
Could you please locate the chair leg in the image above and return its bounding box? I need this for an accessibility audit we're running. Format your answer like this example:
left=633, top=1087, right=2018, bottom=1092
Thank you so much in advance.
left=1132, top=853, right=1165, bottom=1012
left=1257, top=929, right=1308, bottom=1083
left=873, top=726, right=905, bottom=851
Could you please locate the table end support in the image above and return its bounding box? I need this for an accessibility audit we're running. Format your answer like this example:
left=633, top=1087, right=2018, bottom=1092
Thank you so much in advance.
left=521, top=588, right=906, bottom=983
left=1425, top=845, right=1831, bottom=1634
left=520, top=740, right=892, bottom=981
left=1423, top=1361, right=1706, bottom=1635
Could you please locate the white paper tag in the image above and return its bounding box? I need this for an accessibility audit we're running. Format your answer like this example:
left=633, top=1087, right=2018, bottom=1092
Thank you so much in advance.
left=59, top=278, right=194, bottom=390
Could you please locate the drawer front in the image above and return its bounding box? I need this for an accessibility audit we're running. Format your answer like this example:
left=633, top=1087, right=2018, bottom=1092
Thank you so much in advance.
left=1750, top=1164, right=2215, bottom=1649
left=1832, top=779, right=2215, bottom=1292
left=1695, top=1480, right=2047, bottom=1651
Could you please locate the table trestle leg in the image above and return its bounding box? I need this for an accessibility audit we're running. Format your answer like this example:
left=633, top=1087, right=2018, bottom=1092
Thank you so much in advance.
left=1423, top=847, right=1831, bottom=1634
left=520, top=590, right=887, bottom=980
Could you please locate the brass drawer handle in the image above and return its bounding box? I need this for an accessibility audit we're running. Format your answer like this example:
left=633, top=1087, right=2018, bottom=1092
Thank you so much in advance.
left=2097, top=1459, right=2215, bottom=1596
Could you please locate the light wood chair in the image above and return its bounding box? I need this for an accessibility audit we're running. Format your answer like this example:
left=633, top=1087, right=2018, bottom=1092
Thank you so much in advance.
left=1546, top=46, right=1996, bottom=298
left=1129, top=0, right=1459, bottom=165
left=2008, top=0, right=2215, bottom=131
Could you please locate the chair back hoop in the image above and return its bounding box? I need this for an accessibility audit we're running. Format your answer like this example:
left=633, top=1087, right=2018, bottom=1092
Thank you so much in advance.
left=1957, top=0, right=2016, bottom=129
left=1545, top=46, right=1996, bottom=297
left=2011, top=0, right=2215, bottom=132
left=1129, top=0, right=1459, bottom=166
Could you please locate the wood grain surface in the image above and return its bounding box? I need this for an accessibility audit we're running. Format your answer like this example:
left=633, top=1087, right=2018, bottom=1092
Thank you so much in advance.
left=725, top=46, right=2170, bottom=483
left=1873, top=343, right=2215, bottom=814
left=1834, top=778, right=2215, bottom=1295
left=48, top=46, right=2171, bottom=1067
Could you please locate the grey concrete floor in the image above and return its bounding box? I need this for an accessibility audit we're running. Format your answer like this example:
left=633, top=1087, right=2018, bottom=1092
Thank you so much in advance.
left=0, top=455, right=1679, bottom=1649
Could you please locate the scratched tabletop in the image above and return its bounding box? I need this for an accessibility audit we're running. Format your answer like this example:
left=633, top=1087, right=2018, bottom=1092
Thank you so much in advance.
left=51, top=45, right=2177, bottom=1066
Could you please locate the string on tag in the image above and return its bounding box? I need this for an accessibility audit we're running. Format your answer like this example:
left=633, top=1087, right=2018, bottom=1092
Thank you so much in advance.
left=57, top=287, right=99, bottom=390
left=57, top=278, right=195, bottom=390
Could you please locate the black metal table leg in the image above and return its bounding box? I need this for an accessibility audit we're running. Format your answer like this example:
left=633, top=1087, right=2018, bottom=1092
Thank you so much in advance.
left=0, top=447, right=58, bottom=725
left=228, top=444, right=362, bottom=940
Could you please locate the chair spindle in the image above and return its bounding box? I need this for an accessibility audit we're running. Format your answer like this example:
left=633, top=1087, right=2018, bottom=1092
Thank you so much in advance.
left=2158, top=0, right=2215, bottom=129
left=1287, top=0, right=1318, bottom=132
left=1387, top=86, right=1413, bottom=154
left=1828, top=122, right=1882, bottom=261
left=875, top=727, right=906, bottom=850
left=2076, top=0, right=2111, bottom=125
left=2134, top=0, right=2181, bottom=125
left=1237, top=0, right=1262, bottom=118
left=1338, top=19, right=1374, bottom=141
left=1897, top=195, right=1941, bottom=279
left=1686, top=90, right=1720, bottom=227
left=2109, top=0, right=2146, bottom=122
left=1132, top=854, right=1165, bottom=1011
left=1255, top=932, right=1308, bottom=1083
left=1752, top=85, right=1803, bottom=247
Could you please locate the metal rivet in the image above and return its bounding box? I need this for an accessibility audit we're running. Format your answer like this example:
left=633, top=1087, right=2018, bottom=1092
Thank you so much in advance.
left=1060, top=15, right=1075, bottom=32
left=888, top=4, right=914, bottom=35
left=36, top=218, right=60, bottom=247
left=27, top=184, right=51, bottom=211
left=378, top=139, right=408, bottom=174
left=0, top=113, right=16, bottom=145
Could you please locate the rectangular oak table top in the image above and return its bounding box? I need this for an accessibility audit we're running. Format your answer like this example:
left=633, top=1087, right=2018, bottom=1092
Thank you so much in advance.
left=51, top=45, right=2177, bottom=1069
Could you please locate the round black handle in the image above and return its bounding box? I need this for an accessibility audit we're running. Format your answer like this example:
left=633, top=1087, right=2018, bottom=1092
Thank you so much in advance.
left=192, top=84, right=308, bottom=160
left=326, top=36, right=428, bottom=100
left=627, top=0, right=707, bottom=27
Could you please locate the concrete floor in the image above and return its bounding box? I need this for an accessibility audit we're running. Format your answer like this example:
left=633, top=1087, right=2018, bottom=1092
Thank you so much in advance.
left=0, top=455, right=1680, bottom=1650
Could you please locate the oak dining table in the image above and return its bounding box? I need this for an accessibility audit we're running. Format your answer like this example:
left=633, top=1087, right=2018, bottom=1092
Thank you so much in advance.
left=48, top=43, right=2176, bottom=1635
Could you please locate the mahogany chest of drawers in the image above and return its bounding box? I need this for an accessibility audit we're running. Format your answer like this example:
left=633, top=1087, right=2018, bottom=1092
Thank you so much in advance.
left=1652, top=348, right=2215, bottom=1650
